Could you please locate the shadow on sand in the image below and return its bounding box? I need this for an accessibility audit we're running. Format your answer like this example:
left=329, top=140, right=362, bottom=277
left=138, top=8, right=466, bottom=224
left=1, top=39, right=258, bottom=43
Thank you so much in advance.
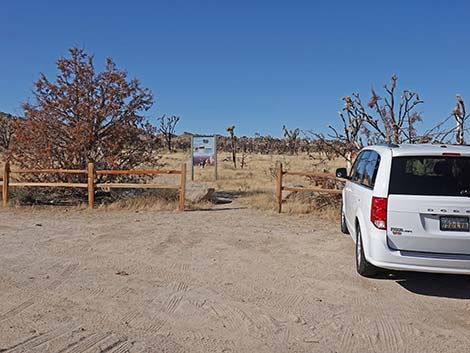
left=381, top=271, right=470, bottom=299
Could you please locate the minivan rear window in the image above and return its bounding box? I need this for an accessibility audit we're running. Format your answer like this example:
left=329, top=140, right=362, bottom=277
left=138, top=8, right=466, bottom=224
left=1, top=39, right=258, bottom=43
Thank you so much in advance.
left=389, top=156, right=470, bottom=196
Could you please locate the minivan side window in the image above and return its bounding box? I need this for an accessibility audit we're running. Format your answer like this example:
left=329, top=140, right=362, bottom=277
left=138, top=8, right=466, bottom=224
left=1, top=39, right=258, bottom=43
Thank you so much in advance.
left=351, top=151, right=371, bottom=183
left=349, top=151, right=364, bottom=178
left=362, top=151, right=381, bottom=188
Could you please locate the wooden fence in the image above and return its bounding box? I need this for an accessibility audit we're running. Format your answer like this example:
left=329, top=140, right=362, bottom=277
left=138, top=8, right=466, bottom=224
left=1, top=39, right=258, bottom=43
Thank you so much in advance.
left=1, top=162, right=187, bottom=211
left=275, top=162, right=342, bottom=213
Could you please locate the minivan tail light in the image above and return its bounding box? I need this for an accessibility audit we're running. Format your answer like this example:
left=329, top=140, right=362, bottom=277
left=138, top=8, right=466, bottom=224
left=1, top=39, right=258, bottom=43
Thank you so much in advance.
left=371, top=196, right=387, bottom=230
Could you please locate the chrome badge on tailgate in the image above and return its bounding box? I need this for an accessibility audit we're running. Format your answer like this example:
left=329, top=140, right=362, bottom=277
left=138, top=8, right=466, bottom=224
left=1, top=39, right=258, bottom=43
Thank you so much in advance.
left=390, top=227, right=412, bottom=235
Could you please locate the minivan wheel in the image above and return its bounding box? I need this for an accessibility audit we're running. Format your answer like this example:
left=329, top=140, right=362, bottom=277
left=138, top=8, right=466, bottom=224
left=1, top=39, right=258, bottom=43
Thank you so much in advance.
left=341, top=205, right=349, bottom=234
left=356, top=225, right=379, bottom=277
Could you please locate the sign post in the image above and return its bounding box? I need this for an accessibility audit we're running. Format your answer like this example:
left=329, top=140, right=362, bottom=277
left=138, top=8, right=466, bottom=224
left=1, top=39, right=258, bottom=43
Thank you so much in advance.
left=191, top=135, right=217, bottom=181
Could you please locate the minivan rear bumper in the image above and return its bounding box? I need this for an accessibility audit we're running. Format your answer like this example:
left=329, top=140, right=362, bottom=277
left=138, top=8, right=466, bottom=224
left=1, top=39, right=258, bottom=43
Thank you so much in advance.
left=366, top=229, right=470, bottom=274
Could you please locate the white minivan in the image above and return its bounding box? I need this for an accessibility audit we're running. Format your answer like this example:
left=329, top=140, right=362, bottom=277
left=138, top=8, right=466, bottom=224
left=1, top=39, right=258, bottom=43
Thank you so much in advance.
left=336, top=144, right=470, bottom=277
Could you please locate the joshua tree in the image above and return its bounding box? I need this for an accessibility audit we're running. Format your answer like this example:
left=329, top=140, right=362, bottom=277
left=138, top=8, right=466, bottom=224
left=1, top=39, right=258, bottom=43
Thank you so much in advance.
left=453, top=94, right=466, bottom=145
left=158, top=114, right=180, bottom=152
left=226, top=125, right=237, bottom=168
left=282, top=125, right=301, bottom=155
left=315, top=74, right=423, bottom=168
left=423, top=94, right=470, bottom=144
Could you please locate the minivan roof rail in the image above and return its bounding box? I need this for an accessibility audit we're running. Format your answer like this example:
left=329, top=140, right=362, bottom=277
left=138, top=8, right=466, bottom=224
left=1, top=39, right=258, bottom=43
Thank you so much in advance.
left=376, top=143, right=399, bottom=148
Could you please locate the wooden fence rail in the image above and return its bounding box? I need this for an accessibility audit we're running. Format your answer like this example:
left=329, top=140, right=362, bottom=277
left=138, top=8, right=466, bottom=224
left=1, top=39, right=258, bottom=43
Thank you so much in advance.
left=1, top=162, right=187, bottom=211
left=275, top=162, right=343, bottom=213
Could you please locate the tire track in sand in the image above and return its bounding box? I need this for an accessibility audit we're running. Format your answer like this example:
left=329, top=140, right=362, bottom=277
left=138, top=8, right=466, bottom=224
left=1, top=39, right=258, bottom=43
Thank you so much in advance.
left=0, top=263, right=79, bottom=323
left=120, top=311, right=140, bottom=326
left=374, top=313, right=405, bottom=353
left=111, top=287, right=135, bottom=300
left=144, top=319, right=165, bottom=335
left=207, top=302, right=244, bottom=331
left=0, top=299, right=35, bottom=322
left=60, top=332, right=113, bottom=353
left=1, top=325, right=78, bottom=352
left=165, top=294, right=183, bottom=314
left=107, top=341, right=131, bottom=353
left=171, top=281, right=189, bottom=292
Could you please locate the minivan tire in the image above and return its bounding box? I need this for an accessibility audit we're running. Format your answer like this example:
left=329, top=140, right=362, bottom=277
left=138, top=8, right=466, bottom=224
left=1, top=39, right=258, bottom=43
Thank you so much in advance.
left=356, top=225, right=379, bottom=277
left=341, top=204, right=349, bottom=234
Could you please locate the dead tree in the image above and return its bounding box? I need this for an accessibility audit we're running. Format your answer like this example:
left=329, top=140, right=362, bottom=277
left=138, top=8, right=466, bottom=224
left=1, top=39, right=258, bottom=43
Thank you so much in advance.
left=238, top=138, right=250, bottom=169
left=239, top=150, right=248, bottom=169
left=421, top=114, right=455, bottom=144
left=226, top=125, right=237, bottom=168
left=320, top=75, right=423, bottom=146
left=282, top=125, right=301, bottom=155
left=313, top=75, right=423, bottom=168
left=314, top=95, right=365, bottom=169
left=423, top=94, right=470, bottom=144
left=364, top=75, right=423, bottom=144
left=158, top=115, right=180, bottom=152
left=367, top=76, right=423, bottom=143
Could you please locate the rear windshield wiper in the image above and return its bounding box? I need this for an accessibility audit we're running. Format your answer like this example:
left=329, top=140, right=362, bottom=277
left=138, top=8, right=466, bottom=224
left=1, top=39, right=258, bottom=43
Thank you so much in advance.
left=460, top=190, right=470, bottom=197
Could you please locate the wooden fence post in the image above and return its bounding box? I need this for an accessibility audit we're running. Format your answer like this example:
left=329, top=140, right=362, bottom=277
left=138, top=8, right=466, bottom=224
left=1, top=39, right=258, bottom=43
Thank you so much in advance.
left=87, top=162, right=94, bottom=209
left=276, top=162, right=283, bottom=213
left=179, top=163, right=186, bottom=211
left=2, top=161, right=10, bottom=207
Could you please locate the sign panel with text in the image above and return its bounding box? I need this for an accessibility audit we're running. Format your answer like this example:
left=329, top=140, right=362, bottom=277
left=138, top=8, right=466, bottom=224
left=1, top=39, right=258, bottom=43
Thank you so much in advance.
left=191, top=135, right=217, bottom=180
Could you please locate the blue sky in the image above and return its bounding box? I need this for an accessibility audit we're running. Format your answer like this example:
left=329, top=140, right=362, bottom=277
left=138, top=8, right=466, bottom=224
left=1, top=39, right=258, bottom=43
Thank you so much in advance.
left=1, top=0, right=469, bottom=137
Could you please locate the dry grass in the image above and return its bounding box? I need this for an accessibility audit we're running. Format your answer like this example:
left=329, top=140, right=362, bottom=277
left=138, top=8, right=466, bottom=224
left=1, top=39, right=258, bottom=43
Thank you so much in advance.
left=160, top=151, right=345, bottom=219
left=98, top=194, right=178, bottom=211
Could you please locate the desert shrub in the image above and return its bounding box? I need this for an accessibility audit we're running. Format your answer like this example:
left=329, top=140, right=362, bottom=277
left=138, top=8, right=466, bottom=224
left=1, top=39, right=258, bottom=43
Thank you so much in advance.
left=10, top=47, right=157, bottom=172
left=0, top=112, right=17, bottom=151
left=10, top=188, right=37, bottom=205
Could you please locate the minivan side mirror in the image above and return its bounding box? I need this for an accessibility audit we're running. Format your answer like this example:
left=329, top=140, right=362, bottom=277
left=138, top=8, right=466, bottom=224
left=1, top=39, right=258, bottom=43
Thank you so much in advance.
left=335, top=167, right=349, bottom=179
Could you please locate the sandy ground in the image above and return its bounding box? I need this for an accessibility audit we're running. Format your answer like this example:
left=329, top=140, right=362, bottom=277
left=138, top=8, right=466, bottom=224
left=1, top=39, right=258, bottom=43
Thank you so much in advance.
left=1, top=204, right=470, bottom=353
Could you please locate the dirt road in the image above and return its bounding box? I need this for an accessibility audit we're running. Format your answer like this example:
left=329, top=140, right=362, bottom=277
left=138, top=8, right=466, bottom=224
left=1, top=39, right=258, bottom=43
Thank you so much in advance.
left=1, top=205, right=470, bottom=353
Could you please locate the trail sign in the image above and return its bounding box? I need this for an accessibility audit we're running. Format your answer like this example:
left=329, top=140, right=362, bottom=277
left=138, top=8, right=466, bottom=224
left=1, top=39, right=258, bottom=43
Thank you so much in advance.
left=191, top=135, right=217, bottom=180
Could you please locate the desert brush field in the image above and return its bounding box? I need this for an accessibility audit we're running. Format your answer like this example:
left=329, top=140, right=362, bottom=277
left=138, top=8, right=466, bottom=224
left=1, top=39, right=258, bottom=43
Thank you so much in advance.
left=160, top=151, right=345, bottom=217
left=1, top=151, right=345, bottom=217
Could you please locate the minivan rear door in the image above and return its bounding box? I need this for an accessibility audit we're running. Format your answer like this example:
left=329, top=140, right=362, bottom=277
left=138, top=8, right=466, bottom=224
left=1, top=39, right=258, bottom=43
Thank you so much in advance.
left=387, top=156, right=470, bottom=255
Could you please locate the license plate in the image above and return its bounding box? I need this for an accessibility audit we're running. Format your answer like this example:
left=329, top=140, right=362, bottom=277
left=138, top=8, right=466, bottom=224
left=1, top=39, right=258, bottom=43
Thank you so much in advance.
left=440, top=216, right=469, bottom=232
